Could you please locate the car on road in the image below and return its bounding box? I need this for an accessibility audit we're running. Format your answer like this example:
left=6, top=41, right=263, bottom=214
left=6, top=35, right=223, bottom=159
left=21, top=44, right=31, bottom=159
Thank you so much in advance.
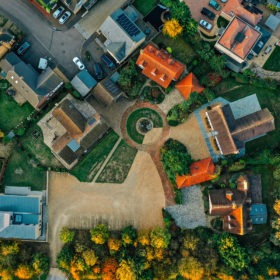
left=53, top=6, right=65, bottom=19
left=73, top=57, right=85, bottom=70
left=199, top=19, right=213, bottom=30
left=209, top=0, right=221, bottom=10
left=101, top=54, right=115, bottom=70
left=59, top=11, right=71, bottom=24
left=93, top=63, right=104, bottom=80
left=201, top=8, right=215, bottom=20
left=17, top=42, right=31, bottom=56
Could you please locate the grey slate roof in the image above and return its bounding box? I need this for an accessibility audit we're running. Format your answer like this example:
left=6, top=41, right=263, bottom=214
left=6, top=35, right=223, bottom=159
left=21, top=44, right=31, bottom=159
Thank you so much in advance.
left=71, top=70, right=97, bottom=97
left=265, top=14, right=280, bottom=31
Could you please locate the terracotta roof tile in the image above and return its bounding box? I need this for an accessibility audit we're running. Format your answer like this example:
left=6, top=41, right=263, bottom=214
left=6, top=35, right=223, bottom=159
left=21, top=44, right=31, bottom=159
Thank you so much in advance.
left=136, top=44, right=185, bottom=88
left=176, top=158, right=216, bottom=189
left=175, top=73, right=205, bottom=100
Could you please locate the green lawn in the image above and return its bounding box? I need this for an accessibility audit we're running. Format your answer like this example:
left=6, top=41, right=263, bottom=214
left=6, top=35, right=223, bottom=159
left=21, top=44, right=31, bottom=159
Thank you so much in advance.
left=96, top=140, right=137, bottom=184
left=70, top=131, right=120, bottom=182
left=133, top=0, right=157, bottom=16
left=0, top=90, right=34, bottom=133
left=263, top=46, right=280, bottom=72
left=2, top=147, right=46, bottom=191
left=126, top=108, right=163, bottom=144
left=21, top=125, right=62, bottom=168
left=153, top=34, right=198, bottom=66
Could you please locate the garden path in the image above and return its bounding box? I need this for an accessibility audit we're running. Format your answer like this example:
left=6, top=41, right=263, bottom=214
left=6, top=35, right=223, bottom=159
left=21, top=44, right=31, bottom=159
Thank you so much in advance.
left=158, top=88, right=185, bottom=114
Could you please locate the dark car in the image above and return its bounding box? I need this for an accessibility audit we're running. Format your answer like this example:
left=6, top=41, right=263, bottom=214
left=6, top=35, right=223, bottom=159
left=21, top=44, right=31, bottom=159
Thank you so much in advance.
left=101, top=54, right=115, bottom=70
left=17, top=42, right=31, bottom=56
left=201, top=7, right=215, bottom=20
left=93, top=63, right=104, bottom=80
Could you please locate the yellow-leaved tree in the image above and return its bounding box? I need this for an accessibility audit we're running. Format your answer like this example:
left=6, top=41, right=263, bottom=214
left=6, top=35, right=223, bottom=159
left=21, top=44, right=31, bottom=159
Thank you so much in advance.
left=163, top=19, right=183, bottom=39
left=82, top=249, right=98, bottom=267
left=116, top=260, right=136, bottom=280
left=108, top=238, right=122, bottom=252
left=14, top=265, right=34, bottom=280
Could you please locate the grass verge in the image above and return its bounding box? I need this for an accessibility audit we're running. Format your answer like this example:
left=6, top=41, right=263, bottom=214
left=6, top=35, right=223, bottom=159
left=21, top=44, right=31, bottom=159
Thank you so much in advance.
left=263, top=46, right=280, bottom=72
left=96, top=140, right=137, bottom=183
left=70, top=131, right=120, bottom=182
left=126, top=108, right=163, bottom=144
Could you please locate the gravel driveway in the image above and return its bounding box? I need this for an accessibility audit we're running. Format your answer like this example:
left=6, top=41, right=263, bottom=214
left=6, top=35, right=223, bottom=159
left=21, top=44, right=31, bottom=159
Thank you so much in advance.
left=166, top=185, right=206, bottom=229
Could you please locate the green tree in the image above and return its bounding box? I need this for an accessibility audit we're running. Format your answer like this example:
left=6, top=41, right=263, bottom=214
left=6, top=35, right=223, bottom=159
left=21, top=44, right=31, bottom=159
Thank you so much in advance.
left=196, top=43, right=214, bottom=62
left=213, top=233, right=250, bottom=271
left=150, top=227, right=171, bottom=249
left=121, top=226, right=137, bottom=246
left=178, top=257, right=204, bottom=280
left=32, top=253, right=49, bottom=275
left=90, top=224, right=110, bottom=244
left=56, top=246, right=74, bottom=272
left=118, top=60, right=138, bottom=89
left=273, top=165, right=280, bottom=181
left=116, top=259, right=136, bottom=280
left=209, top=55, right=226, bottom=75
left=184, top=18, right=198, bottom=38
left=59, top=227, right=75, bottom=243
left=82, top=249, right=98, bottom=266
left=203, top=88, right=216, bottom=102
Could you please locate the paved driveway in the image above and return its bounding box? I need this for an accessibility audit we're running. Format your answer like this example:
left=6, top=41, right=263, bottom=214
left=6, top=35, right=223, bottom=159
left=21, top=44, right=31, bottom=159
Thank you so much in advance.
left=48, top=151, right=165, bottom=266
left=0, top=0, right=85, bottom=78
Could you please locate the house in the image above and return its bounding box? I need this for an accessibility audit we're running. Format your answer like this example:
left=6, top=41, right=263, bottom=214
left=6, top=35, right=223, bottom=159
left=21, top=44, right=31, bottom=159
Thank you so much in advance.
left=0, top=28, right=15, bottom=60
left=91, top=78, right=123, bottom=107
left=38, top=94, right=108, bottom=169
left=61, top=0, right=88, bottom=14
left=215, top=17, right=261, bottom=64
left=0, top=52, right=64, bottom=109
left=176, top=72, right=205, bottom=100
left=209, top=174, right=267, bottom=235
left=96, top=7, right=146, bottom=63
left=220, top=0, right=262, bottom=26
left=176, top=158, right=218, bottom=189
left=136, top=44, right=185, bottom=88
left=0, top=187, right=44, bottom=240
left=71, top=69, right=97, bottom=97
left=205, top=97, right=274, bottom=156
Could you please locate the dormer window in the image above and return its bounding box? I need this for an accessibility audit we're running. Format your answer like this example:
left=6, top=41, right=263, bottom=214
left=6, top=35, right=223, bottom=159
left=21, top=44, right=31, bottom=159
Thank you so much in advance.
left=151, top=68, right=158, bottom=76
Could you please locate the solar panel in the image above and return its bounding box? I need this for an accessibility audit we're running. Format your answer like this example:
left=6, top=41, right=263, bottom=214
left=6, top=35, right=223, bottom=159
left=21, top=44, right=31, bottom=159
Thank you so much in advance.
left=88, top=117, right=96, bottom=126
left=116, top=13, right=141, bottom=37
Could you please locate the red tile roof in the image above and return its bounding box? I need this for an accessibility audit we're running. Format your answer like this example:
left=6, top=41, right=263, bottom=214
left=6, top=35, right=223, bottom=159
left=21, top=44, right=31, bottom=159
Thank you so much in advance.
left=175, top=73, right=205, bottom=100
left=222, top=0, right=262, bottom=26
left=218, top=17, right=261, bottom=60
left=136, top=44, right=185, bottom=88
left=176, top=158, right=216, bottom=189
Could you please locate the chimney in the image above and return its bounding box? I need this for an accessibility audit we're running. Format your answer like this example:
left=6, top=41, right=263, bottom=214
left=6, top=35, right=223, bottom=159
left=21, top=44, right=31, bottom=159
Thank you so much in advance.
left=167, top=58, right=174, bottom=65
left=226, top=190, right=233, bottom=201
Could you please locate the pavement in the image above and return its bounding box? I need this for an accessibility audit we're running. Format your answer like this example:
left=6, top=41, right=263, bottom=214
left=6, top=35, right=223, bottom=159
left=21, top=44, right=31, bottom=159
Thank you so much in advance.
left=0, top=0, right=86, bottom=78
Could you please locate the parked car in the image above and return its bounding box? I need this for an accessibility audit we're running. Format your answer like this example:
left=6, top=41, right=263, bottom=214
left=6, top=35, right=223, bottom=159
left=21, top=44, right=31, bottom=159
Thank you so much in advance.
left=59, top=11, right=71, bottom=24
left=220, top=0, right=228, bottom=2
left=209, top=0, right=221, bottom=10
left=201, top=8, right=215, bottom=20
left=199, top=19, right=213, bottom=30
left=17, top=42, right=31, bottom=56
left=93, top=63, right=104, bottom=80
left=264, top=45, right=272, bottom=54
left=73, top=57, right=85, bottom=70
left=101, top=54, right=115, bottom=70
left=53, top=6, right=65, bottom=19
left=50, top=1, right=58, bottom=10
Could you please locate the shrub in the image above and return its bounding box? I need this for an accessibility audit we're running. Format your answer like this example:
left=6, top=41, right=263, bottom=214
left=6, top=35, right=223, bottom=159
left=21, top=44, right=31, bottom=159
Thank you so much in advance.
left=90, top=224, right=110, bottom=245
left=116, top=260, right=136, bottom=280
left=178, top=257, right=204, bottom=280
left=273, top=165, right=280, bottom=181
left=137, top=230, right=150, bottom=246
left=65, top=82, right=72, bottom=89
left=72, top=90, right=82, bottom=99
left=163, top=19, right=183, bottom=38
left=121, top=226, right=137, bottom=246
left=108, top=238, right=122, bottom=252
left=82, top=250, right=98, bottom=266
left=60, top=227, right=75, bottom=243
left=14, top=265, right=34, bottom=280
left=32, top=253, right=49, bottom=275
left=228, top=159, right=246, bottom=172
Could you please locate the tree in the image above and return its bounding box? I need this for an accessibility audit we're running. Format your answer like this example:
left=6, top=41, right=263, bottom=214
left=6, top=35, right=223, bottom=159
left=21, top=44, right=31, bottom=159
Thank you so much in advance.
left=150, top=227, right=171, bottom=249
left=178, top=257, right=204, bottom=280
left=209, top=55, right=226, bottom=75
left=118, top=60, right=138, bottom=89
left=1, top=241, right=19, bottom=256
left=137, top=230, right=150, bottom=246
left=102, top=258, right=118, bottom=280
left=121, top=226, right=137, bottom=246
left=196, top=43, right=214, bottom=62
left=214, top=233, right=250, bottom=271
left=163, top=19, right=183, bottom=38
left=14, top=265, right=34, bottom=280
left=182, top=233, right=199, bottom=252
left=203, top=88, right=216, bottom=102
left=116, top=260, right=136, bottom=280
left=32, top=253, right=49, bottom=275
left=90, top=224, right=110, bottom=245
left=184, top=18, right=198, bottom=38
left=56, top=246, right=75, bottom=272
left=274, top=199, right=280, bottom=215
left=60, top=227, right=75, bottom=244
left=273, top=165, right=280, bottom=181
left=82, top=250, right=98, bottom=266
left=0, top=269, right=13, bottom=280
left=108, top=238, right=122, bottom=252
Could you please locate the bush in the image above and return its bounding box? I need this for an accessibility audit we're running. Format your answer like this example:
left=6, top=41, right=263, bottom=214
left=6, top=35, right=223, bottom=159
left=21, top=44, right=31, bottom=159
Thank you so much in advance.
left=228, top=159, right=246, bottom=172
left=65, top=82, right=72, bottom=89
left=150, top=227, right=171, bottom=249
left=72, top=90, right=82, bottom=99
left=121, top=225, right=137, bottom=246
left=90, top=224, right=110, bottom=245
left=60, top=227, right=75, bottom=243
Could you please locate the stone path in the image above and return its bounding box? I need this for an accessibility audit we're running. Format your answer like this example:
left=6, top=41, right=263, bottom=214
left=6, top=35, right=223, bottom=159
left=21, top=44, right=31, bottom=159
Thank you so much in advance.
left=251, top=62, right=280, bottom=81
left=166, top=185, right=206, bottom=228
left=92, top=137, right=122, bottom=182
left=158, top=88, right=185, bottom=114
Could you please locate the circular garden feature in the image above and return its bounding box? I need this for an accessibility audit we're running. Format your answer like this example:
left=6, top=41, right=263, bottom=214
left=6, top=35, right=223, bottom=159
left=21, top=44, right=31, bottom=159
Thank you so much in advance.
left=126, top=108, right=163, bottom=144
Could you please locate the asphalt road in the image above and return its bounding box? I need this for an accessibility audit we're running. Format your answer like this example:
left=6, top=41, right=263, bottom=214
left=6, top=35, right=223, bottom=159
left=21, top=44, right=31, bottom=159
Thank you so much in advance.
left=0, top=0, right=85, bottom=78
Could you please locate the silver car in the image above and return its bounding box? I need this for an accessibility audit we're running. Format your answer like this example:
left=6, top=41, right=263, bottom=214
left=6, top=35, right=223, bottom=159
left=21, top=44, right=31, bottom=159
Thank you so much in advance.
left=59, top=11, right=71, bottom=24
left=53, top=6, right=65, bottom=19
left=199, top=19, right=213, bottom=30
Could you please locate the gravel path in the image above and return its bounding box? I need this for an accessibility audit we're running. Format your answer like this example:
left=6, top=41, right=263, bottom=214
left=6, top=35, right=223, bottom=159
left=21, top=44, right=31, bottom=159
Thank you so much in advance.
left=158, top=88, right=185, bottom=114
left=166, top=185, right=206, bottom=229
